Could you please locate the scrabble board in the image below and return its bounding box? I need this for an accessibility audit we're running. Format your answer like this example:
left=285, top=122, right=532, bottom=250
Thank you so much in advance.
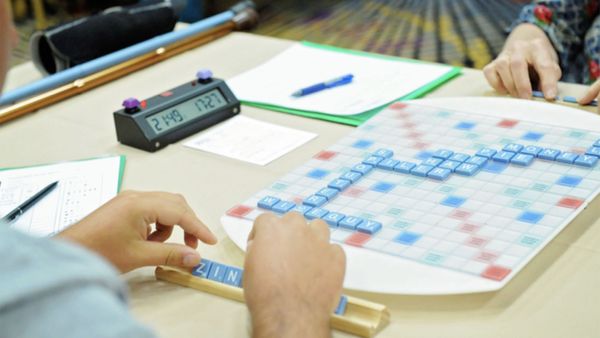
left=222, top=97, right=600, bottom=294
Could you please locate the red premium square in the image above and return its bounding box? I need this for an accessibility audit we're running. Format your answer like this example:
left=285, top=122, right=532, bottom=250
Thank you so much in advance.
left=226, top=205, right=253, bottom=218
left=345, top=232, right=372, bottom=247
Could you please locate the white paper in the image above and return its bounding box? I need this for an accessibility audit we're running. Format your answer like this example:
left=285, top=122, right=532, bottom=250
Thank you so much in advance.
left=228, top=43, right=455, bottom=116
left=0, top=156, right=122, bottom=236
left=184, top=115, right=317, bottom=165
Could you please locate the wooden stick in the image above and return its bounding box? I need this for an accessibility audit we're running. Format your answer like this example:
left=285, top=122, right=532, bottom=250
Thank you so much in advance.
left=155, top=266, right=390, bottom=338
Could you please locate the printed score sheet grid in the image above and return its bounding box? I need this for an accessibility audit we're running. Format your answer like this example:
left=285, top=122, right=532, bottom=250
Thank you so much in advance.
left=184, top=115, right=317, bottom=166
left=0, top=156, right=123, bottom=236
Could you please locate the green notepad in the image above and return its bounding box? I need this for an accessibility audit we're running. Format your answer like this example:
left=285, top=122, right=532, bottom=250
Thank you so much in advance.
left=240, top=41, right=462, bottom=126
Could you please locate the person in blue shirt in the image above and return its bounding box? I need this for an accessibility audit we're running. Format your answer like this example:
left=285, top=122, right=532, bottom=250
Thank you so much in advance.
left=0, top=3, right=346, bottom=338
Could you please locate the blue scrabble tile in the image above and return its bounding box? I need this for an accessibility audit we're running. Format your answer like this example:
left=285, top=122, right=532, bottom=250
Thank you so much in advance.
left=522, top=145, right=543, bottom=156
left=427, top=167, right=452, bottom=181
left=455, top=163, right=480, bottom=176
left=538, top=148, right=561, bottom=160
left=335, top=296, right=348, bottom=315
left=192, top=259, right=213, bottom=278
left=323, top=212, right=345, bottom=227
left=316, top=187, right=339, bottom=200
left=305, top=207, right=329, bottom=220
left=504, top=143, right=524, bottom=153
left=449, top=153, right=470, bottom=162
left=394, top=161, right=417, bottom=174
left=455, top=121, right=476, bottom=130
left=557, top=175, right=583, bottom=187
left=328, top=178, right=352, bottom=191
left=517, top=211, right=544, bottom=224
left=590, top=100, right=599, bottom=107
left=439, top=160, right=461, bottom=171
left=351, top=163, right=374, bottom=175
left=482, top=161, right=508, bottom=173
left=466, top=155, right=488, bottom=166
left=521, top=132, right=544, bottom=141
left=394, top=232, right=421, bottom=245
left=303, top=195, right=328, bottom=207
left=476, top=148, right=497, bottom=158
left=372, top=181, right=396, bottom=193
left=574, top=155, right=599, bottom=167
left=510, top=153, right=534, bottom=166
left=586, top=146, right=600, bottom=157
left=352, top=139, right=374, bottom=149
left=410, top=164, right=434, bottom=177
left=555, top=152, right=578, bottom=164
left=292, top=204, right=313, bottom=215
left=415, top=151, right=434, bottom=161
left=340, top=171, right=362, bottom=183
left=432, top=149, right=454, bottom=159
left=363, top=155, right=384, bottom=166
left=563, top=95, right=577, bottom=103
left=422, top=157, right=443, bottom=167
left=595, top=139, right=600, bottom=147
left=532, top=90, right=544, bottom=98
left=357, top=220, right=383, bottom=234
left=207, top=262, right=227, bottom=282
left=373, top=148, right=394, bottom=158
left=493, top=151, right=516, bottom=163
left=441, top=195, right=466, bottom=208
left=307, top=169, right=330, bottom=179
left=258, top=196, right=280, bottom=210
left=339, top=216, right=365, bottom=230
left=377, top=158, right=400, bottom=170
left=272, top=201, right=296, bottom=214
left=223, top=267, right=244, bottom=287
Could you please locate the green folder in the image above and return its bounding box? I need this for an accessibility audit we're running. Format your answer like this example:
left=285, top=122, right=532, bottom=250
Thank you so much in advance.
left=241, top=41, right=462, bottom=126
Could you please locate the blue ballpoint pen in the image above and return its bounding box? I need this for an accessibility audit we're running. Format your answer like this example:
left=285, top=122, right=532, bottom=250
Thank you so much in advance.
left=291, top=74, right=354, bottom=97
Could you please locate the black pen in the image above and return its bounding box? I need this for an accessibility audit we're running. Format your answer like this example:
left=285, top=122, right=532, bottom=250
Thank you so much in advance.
left=1, top=181, right=59, bottom=224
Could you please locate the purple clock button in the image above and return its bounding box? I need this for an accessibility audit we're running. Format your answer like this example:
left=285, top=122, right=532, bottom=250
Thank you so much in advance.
left=196, top=69, right=213, bottom=82
left=122, top=98, right=140, bottom=110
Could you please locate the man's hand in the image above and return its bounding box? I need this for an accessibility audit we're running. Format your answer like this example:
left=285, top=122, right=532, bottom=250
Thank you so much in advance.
left=56, top=191, right=217, bottom=273
left=243, top=212, right=346, bottom=338
left=484, top=23, right=561, bottom=100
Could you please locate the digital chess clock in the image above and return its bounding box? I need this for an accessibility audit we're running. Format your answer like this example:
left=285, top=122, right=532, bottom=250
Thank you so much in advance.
left=113, top=69, right=240, bottom=152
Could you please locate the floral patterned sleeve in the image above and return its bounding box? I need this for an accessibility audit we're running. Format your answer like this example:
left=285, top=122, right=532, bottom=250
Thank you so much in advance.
left=512, top=0, right=600, bottom=84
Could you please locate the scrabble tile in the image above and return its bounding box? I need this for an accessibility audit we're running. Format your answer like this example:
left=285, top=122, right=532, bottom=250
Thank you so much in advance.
left=538, top=148, right=561, bottom=160
left=422, top=157, right=443, bottom=167
left=340, top=171, right=362, bottom=183
left=441, top=195, right=467, bottom=208
left=305, top=207, right=329, bottom=220
left=307, top=168, right=330, bottom=179
left=492, top=151, right=516, bottom=163
left=449, top=153, right=470, bottom=162
left=304, top=195, right=328, bottom=207
left=352, top=139, right=374, bottom=149
left=562, top=95, right=577, bottom=103
left=258, top=196, right=280, bottom=210
left=574, top=155, right=598, bottom=167
left=314, top=151, right=338, bottom=160
left=373, top=148, right=394, bottom=158
left=357, top=220, right=383, bottom=234
left=455, top=163, right=480, bottom=176
left=323, top=212, right=345, bottom=227
left=503, top=143, right=524, bottom=153
left=432, top=149, right=454, bottom=159
left=410, top=164, right=434, bottom=177
left=345, top=232, right=372, bottom=246
left=377, top=158, right=400, bottom=170
left=519, top=235, right=541, bottom=247
left=521, top=145, right=542, bottom=156
left=466, top=155, right=488, bottom=166
left=339, top=216, right=365, bottom=230
left=351, top=163, right=374, bottom=175
left=226, top=205, right=253, bottom=218
left=521, top=132, right=544, bottom=141
left=517, top=211, right=544, bottom=224
left=476, top=148, right=497, bottom=158
left=555, top=152, right=578, bottom=164
left=394, top=231, right=422, bottom=245
left=316, top=187, right=339, bottom=200
left=510, top=153, right=534, bottom=166
left=585, top=146, right=600, bottom=157
left=428, top=167, right=452, bottom=181
left=207, top=262, right=227, bottom=282
left=532, top=90, right=544, bottom=98
left=455, top=121, right=476, bottom=130
left=192, top=259, right=213, bottom=278
left=394, top=161, right=417, bottom=173
left=556, top=175, right=582, bottom=187
left=481, top=265, right=511, bottom=281
left=334, top=296, right=348, bottom=315
left=439, top=160, right=461, bottom=171
left=223, top=267, right=244, bottom=287
left=272, top=201, right=296, bottom=214
left=328, top=178, right=352, bottom=191
left=363, top=155, right=384, bottom=166
left=595, top=139, right=600, bottom=147
left=372, top=181, right=396, bottom=193
left=293, top=204, right=313, bottom=215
